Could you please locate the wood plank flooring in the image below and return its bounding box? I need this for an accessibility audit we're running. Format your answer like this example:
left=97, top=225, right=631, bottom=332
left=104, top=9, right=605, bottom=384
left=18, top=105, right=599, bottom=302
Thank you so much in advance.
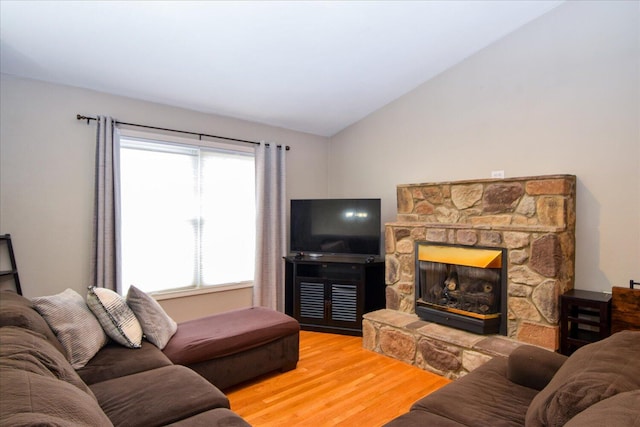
left=226, top=331, right=450, bottom=427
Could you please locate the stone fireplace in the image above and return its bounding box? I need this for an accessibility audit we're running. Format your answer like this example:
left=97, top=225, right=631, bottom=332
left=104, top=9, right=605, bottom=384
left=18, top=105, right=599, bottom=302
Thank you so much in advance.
left=363, top=174, right=576, bottom=377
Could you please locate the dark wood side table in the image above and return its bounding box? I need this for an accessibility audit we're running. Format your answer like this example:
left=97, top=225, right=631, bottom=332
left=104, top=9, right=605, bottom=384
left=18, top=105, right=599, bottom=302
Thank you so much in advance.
left=560, top=289, right=611, bottom=356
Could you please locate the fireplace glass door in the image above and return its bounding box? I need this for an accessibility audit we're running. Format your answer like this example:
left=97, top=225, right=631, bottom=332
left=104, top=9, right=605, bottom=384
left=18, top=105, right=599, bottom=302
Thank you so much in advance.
left=415, top=243, right=507, bottom=335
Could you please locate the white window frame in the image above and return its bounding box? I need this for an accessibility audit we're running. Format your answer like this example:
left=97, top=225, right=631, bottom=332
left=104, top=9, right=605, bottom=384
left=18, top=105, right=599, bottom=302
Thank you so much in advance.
left=118, top=128, right=256, bottom=297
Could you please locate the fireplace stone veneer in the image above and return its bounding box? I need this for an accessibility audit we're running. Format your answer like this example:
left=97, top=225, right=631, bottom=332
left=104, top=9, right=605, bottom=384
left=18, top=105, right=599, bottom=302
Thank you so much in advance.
left=364, top=175, right=575, bottom=375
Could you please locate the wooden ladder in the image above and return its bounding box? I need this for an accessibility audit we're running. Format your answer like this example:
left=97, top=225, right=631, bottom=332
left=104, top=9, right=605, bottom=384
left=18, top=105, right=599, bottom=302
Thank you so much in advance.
left=1, top=234, right=22, bottom=295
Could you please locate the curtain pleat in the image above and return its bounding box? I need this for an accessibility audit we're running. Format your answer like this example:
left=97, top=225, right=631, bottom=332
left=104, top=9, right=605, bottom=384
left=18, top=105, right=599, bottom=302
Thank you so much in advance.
left=91, top=116, right=122, bottom=292
left=253, top=143, right=287, bottom=311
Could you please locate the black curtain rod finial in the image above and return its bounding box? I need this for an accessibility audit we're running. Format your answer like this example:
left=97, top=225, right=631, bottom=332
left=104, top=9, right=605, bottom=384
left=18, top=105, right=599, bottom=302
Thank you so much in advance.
left=77, top=114, right=95, bottom=125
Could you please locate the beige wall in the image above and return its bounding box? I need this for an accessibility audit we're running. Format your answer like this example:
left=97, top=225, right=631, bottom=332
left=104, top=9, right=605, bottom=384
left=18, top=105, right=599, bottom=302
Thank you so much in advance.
left=329, top=1, right=640, bottom=292
left=1, top=0, right=638, bottom=321
left=0, top=75, right=329, bottom=319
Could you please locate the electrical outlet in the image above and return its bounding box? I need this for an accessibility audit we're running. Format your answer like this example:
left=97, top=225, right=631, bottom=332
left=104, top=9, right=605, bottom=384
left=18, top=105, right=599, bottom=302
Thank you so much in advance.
left=491, top=170, right=505, bottom=179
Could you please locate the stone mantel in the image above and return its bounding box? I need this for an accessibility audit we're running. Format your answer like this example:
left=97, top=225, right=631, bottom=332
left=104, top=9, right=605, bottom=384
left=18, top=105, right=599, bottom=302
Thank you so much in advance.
left=380, top=174, right=576, bottom=351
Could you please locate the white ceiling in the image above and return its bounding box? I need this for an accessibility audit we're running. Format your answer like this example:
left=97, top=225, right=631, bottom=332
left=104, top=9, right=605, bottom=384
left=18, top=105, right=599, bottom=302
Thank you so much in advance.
left=0, top=1, right=563, bottom=137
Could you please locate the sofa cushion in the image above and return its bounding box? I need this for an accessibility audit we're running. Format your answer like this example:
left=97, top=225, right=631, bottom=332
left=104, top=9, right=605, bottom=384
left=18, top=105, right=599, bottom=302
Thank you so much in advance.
left=163, top=306, right=300, bottom=365
left=126, top=285, right=177, bottom=349
left=165, top=408, right=252, bottom=427
left=90, top=365, right=229, bottom=427
left=32, top=288, right=109, bottom=369
left=0, top=367, right=113, bottom=426
left=412, top=356, right=538, bottom=427
left=87, top=286, right=143, bottom=348
left=563, top=390, right=640, bottom=427
left=0, top=291, right=67, bottom=356
left=0, top=326, right=94, bottom=397
left=77, top=340, right=173, bottom=385
left=383, top=409, right=468, bottom=427
left=526, top=330, right=640, bottom=427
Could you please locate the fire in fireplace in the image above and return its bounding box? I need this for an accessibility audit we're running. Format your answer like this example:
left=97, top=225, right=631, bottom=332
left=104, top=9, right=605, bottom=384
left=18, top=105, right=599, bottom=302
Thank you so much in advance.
left=415, top=243, right=507, bottom=335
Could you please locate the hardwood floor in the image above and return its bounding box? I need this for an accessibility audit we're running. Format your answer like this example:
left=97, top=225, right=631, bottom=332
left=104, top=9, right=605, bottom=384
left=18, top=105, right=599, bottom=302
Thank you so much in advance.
left=226, top=331, right=450, bottom=427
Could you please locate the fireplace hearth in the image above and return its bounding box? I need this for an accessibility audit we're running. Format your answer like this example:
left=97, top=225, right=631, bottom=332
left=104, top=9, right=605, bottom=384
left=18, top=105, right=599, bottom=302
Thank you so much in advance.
left=415, top=243, right=507, bottom=335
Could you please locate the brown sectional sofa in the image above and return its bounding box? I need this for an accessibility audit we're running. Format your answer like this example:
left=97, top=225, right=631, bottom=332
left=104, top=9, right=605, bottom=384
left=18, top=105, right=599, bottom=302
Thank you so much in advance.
left=384, top=329, right=640, bottom=426
left=0, top=291, right=299, bottom=426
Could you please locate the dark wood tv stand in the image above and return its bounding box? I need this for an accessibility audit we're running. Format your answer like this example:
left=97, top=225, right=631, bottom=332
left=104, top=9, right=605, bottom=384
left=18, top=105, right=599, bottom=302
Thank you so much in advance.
left=284, top=255, right=385, bottom=336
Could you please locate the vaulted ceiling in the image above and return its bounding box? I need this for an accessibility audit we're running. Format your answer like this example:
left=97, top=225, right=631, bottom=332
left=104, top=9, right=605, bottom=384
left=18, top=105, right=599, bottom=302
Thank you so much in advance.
left=0, top=1, right=563, bottom=136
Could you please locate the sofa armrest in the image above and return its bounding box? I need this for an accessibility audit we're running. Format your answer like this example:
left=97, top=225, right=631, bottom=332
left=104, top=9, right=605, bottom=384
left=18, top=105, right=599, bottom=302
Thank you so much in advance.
left=507, top=344, right=567, bottom=391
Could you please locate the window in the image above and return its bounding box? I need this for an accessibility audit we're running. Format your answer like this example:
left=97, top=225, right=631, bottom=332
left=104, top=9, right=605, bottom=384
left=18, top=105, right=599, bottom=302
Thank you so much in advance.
left=119, top=134, right=255, bottom=295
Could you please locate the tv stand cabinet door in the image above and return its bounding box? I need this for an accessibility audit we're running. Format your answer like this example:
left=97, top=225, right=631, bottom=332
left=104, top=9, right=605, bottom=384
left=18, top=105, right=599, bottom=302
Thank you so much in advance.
left=327, top=281, right=364, bottom=330
left=295, top=279, right=327, bottom=324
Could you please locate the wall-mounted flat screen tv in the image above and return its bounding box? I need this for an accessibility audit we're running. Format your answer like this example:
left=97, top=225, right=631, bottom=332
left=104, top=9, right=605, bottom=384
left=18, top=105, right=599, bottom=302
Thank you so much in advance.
left=290, top=198, right=381, bottom=256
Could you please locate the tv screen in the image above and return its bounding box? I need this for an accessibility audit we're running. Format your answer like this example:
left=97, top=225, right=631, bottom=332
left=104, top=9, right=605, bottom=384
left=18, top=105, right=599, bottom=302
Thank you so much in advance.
left=290, top=198, right=381, bottom=256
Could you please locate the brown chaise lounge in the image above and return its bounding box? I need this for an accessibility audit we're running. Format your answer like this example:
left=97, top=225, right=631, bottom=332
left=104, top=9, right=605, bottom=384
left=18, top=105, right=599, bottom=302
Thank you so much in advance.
left=162, top=306, right=300, bottom=390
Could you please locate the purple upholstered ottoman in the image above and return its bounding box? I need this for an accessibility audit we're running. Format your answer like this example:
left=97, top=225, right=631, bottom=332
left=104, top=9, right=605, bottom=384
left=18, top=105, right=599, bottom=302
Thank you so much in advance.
left=163, top=306, right=300, bottom=390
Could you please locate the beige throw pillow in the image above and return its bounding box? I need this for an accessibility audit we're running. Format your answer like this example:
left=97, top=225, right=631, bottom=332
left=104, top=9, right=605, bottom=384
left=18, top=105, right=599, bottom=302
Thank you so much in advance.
left=31, top=288, right=108, bottom=369
left=126, top=285, right=177, bottom=349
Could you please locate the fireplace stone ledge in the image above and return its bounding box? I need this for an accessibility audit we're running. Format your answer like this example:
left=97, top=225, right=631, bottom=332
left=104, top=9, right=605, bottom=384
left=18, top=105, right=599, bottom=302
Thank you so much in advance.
left=364, top=309, right=528, bottom=379
left=387, top=221, right=567, bottom=234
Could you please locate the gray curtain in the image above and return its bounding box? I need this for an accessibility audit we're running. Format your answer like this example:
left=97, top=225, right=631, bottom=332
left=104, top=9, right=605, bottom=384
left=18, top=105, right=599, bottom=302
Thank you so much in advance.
left=253, top=143, right=287, bottom=311
left=91, top=116, right=122, bottom=292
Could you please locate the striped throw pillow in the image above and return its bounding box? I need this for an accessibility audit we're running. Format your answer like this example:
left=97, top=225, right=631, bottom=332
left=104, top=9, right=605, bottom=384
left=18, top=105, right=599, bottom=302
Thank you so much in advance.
left=32, top=288, right=109, bottom=369
left=87, top=287, right=143, bottom=349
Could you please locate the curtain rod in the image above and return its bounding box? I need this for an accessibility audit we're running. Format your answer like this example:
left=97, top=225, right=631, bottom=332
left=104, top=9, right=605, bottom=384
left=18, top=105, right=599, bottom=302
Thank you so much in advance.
left=76, top=114, right=290, bottom=150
